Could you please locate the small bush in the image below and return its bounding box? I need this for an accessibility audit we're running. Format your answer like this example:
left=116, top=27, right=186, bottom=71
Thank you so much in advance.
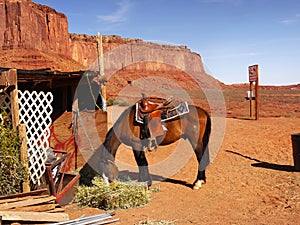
left=75, top=176, right=151, bottom=210
left=107, top=98, right=131, bottom=107
left=0, top=107, right=29, bottom=195
left=106, top=98, right=115, bottom=106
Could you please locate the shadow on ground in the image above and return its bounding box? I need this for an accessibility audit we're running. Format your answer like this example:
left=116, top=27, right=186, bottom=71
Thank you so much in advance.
left=225, top=150, right=296, bottom=172
left=119, top=170, right=193, bottom=188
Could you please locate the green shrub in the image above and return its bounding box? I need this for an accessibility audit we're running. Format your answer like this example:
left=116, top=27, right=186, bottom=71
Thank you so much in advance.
left=0, top=107, right=29, bottom=195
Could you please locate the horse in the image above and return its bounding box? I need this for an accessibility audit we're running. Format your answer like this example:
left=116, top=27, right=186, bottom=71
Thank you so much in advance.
left=80, top=96, right=211, bottom=190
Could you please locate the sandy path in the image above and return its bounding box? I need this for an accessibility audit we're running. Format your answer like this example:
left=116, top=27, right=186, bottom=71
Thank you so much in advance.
left=65, top=108, right=300, bottom=225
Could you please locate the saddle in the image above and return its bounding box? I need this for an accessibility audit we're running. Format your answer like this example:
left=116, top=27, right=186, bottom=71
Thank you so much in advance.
left=136, top=94, right=189, bottom=151
left=139, top=95, right=172, bottom=134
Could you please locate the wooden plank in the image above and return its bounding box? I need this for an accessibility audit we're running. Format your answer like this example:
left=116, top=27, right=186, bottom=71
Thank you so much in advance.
left=1, top=196, right=56, bottom=210
left=10, top=203, right=59, bottom=212
left=47, top=207, right=66, bottom=213
left=0, top=194, right=49, bottom=205
left=0, top=189, right=48, bottom=200
left=0, top=211, right=69, bottom=222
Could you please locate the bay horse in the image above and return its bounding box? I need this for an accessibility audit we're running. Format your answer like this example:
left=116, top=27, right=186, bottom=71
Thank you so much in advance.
left=80, top=96, right=211, bottom=190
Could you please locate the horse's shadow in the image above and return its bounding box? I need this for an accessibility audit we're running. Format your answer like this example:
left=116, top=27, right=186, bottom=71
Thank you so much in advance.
left=225, top=150, right=296, bottom=172
left=118, top=170, right=193, bottom=188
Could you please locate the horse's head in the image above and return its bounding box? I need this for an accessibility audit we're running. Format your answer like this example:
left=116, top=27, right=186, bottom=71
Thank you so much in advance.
left=99, top=159, right=119, bottom=183
left=79, top=144, right=119, bottom=186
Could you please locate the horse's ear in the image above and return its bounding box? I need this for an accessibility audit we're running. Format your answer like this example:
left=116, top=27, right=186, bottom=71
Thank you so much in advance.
left=141, top=93, right=147, bottom=99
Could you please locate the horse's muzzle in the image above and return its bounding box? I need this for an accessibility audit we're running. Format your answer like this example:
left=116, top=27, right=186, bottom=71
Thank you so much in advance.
left=100, top=159, right=119, bottom=182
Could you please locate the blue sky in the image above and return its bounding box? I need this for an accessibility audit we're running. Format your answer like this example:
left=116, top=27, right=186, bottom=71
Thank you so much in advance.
left=34, top=0, right=300, bottom=85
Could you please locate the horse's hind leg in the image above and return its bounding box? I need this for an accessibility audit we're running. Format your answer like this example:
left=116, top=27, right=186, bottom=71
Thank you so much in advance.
left=193, top=170, right=206, bottom=190
left=133, top=149, right=152, bottom=186
left=193, top=143, right=207, bottom=190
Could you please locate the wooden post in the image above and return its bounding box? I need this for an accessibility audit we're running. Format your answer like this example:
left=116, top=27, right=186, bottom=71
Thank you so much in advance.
left=97, top=32, right=106, bottom=106
left=72, top=92, right=79, bottom=170
left=255, top=66, right=259, bottom=120
left=249, top=82, right=254, bottom=119
left=9, top=69, right=19, bottom=130
left=10, top=89, right=19, bottom=130
left=19, top=124, right=30, bottom=192
left=97, top=32, right=104, bottom=77
left=248, top=65, right=259, bottom=120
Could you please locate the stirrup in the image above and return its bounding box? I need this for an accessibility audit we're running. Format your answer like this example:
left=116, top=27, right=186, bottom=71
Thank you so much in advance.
left=147, top=137, right=158, bottom=151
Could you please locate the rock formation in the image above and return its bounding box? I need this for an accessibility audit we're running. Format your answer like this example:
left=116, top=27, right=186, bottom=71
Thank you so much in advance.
left=0, top=0, right=224, bottom=96
left=0, top=0, right=68, bottom=54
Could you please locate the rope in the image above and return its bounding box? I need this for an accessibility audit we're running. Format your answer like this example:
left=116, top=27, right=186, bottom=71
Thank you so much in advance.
left=86, top=76, right=106, bottom=111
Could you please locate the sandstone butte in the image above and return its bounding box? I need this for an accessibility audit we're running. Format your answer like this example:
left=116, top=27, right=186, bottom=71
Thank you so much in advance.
left=0, top=0, right=225, bottom=95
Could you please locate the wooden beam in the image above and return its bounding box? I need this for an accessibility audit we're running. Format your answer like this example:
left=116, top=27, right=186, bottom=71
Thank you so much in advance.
left=0, top=211, right=69, bottom=222
left=10, top=203, right=59, bottom=212
left=0, top=195, right=49, bottom=205
left=0, top=189, right=48, bottom=200
left=0, top=196, right=56, bottom=210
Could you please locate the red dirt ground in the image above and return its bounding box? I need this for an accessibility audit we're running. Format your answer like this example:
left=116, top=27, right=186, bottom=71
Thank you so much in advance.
left=62, top=105, right=300, bottom=225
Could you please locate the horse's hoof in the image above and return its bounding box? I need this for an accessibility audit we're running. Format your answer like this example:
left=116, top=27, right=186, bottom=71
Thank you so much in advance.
left=193, top=180, right=205, bottom=190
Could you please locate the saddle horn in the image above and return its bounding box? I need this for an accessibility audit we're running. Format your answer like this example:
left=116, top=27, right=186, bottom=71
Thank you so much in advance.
left=163, top=96, right=173, bottom=106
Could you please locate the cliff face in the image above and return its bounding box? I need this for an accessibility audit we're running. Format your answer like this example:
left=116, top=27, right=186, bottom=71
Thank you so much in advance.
left=0, top=0, right=223, bottom=92
left=0, top=0, right=84, bottom=70
left=69, top=34, right=143, bottom=68
left=0, top=0, right=69, bottom=55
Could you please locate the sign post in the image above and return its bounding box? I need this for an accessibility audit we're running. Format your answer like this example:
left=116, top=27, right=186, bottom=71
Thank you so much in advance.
left=248, top=65, right=259, bottom=120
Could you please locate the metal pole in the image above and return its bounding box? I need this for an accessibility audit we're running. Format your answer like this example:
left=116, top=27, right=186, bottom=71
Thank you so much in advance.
left=48, top=212, right=116, bottom=225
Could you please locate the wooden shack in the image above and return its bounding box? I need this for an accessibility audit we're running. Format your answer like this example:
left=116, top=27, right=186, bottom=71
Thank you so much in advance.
left=0, top=67, right=108, bottom=171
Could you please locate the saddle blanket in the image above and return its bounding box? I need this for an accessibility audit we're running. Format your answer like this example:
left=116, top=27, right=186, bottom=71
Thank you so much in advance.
left=135, top=101, right=189, bottom=124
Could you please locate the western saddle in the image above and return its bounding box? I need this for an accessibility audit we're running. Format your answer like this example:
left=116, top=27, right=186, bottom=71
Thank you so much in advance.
left=137, top=94, right=173, bottom=151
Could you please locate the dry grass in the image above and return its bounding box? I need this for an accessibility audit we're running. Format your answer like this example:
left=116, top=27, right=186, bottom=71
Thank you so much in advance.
left=137, top=219, right=176, bottom=225
left=75, top=176, right=150, bottom=210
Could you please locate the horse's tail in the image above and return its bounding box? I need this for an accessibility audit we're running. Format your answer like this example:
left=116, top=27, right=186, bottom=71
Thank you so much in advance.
left=202, top=110, right=211, bottom=151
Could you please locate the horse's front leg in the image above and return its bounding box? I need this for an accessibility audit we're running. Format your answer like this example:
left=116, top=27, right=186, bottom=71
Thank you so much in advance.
left=133, top=149, right=152, bottom=186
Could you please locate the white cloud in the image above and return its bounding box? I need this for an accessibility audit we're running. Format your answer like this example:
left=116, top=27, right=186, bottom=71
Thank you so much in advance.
left=205, top=52, right=260, bottom=60
left=199, top=0, right=243, bottom=6
left=280, top=19, right=298, bottom=25
left=97, top=0, right=132, bottom=23
left=280, top=14, right=300, bottom=25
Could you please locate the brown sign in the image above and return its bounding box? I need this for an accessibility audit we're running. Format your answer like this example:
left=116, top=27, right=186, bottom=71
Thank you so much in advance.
left=248, top=65, right=258, bottom=82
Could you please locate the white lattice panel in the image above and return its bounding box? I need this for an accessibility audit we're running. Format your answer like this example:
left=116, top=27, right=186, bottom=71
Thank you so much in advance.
left=18, top=90, right=53, bottom=184
left=0, top=92, right=11, bottom=118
